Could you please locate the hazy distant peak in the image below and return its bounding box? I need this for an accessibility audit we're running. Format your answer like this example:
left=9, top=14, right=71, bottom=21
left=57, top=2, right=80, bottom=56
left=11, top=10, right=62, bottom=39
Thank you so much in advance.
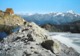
left=67, top=10, right=75, bottom=14
left=55, top=12, right=65, bottom=16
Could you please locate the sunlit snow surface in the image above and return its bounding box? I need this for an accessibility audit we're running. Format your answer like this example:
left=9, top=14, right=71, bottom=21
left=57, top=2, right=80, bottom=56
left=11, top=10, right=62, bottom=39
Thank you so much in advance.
left=49, top=32, right=80, bottom=53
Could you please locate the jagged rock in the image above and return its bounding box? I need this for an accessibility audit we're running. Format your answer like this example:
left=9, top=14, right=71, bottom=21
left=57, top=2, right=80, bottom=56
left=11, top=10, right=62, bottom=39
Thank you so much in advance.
left=0, top=22, right=80, bottom=56
left=5, top=8, right=14, bottom=15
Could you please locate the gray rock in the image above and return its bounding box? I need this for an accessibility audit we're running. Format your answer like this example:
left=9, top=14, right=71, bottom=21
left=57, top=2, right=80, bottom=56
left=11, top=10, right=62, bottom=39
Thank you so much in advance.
left=0, top=22, right=80, bottom=56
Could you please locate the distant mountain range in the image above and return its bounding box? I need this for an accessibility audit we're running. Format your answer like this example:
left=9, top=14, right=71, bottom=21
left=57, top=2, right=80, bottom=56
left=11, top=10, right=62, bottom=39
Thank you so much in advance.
left=19, top=11, right=80, bottom=33
left=19, top=10, right=80, bottom=25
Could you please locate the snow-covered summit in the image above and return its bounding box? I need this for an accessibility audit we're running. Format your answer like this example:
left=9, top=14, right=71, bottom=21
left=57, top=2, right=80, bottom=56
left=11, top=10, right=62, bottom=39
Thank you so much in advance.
left=67, top=10, right=75, bottom=14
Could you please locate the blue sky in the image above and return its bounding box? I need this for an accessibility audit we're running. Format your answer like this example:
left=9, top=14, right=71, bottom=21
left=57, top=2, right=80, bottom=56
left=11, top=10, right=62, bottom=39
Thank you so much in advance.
left=0, top=0, right=80, bottom=13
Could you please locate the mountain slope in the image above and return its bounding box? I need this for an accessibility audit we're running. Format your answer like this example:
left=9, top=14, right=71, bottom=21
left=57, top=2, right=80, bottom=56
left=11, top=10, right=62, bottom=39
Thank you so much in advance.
left=0, top=22, right=79, bottom=56
left=41, top=24, right=62, bottom=32
left=0, top=9, right=25, bottom=34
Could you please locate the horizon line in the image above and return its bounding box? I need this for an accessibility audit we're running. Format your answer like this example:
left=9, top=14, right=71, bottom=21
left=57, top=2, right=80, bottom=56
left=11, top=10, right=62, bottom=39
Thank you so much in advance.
left=15, top=10, right=80, bottom=15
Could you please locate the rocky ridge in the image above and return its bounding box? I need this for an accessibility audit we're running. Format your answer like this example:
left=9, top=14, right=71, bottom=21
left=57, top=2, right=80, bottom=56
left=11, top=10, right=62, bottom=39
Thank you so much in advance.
left=0, top=22, right=80, bottom=56
left=0, top=9, right=25, bottom=34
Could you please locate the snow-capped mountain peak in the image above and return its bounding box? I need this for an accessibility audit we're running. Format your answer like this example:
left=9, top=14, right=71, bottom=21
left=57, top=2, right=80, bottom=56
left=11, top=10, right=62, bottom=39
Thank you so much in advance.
left=55, top=12, right=65, bottom=16
left=67, top=10, right=75, bottom=14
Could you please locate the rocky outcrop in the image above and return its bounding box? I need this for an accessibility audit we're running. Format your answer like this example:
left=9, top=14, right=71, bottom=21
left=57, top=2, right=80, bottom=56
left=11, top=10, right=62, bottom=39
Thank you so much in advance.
left=0, top=15, right=25, bottom=34
left=5, top=8, right=14, bottom=15
left=0, top=8, right=14, bottom=16
left=0, top=22, right=79, bottom=56
left=0, top=9, right=25, bottom=34
left=41, top=24, right=62, bottom=32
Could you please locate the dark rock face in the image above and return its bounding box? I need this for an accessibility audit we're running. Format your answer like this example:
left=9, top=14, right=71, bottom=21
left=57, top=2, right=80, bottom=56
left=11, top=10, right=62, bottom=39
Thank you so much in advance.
left=41, top=24, right=62, bottom=32
left=59, top=21, right=80, bottom=33
left=41, top=20, right=80, bottom=33
left=27, top=34, right=34, bottom=41
left=0, top=22, right=79, bottom=56
left=41, top=40, right=54, bottom=53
